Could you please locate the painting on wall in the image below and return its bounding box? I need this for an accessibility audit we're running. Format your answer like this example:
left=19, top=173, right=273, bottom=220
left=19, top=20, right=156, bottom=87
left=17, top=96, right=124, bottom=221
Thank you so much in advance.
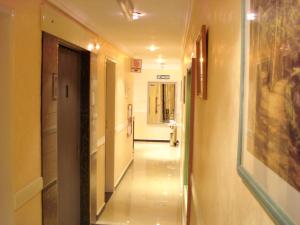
left=238, top=0, right=300, bottom=224
left=196, top=25, right=208, bottom=99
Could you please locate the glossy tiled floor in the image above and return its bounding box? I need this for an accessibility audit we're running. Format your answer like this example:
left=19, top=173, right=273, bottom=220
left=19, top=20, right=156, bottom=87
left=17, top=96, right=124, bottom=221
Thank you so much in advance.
left=98, top=142, right=182, bottom=225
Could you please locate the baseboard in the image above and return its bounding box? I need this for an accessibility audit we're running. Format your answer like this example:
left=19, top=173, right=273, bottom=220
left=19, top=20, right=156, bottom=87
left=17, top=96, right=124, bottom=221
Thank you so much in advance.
left=134, top=139, right=169, bottom=143
left=114, top=157, right=134, bottom=189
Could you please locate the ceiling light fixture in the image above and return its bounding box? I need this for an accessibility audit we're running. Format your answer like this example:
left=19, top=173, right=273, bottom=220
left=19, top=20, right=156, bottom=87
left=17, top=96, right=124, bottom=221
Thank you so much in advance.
left=117, top=0, right=134, bottom=21
left=132, top=11, right=144, bottom=20
left=148, top=44, right=159, bottom=52
left=117, top=0, right=144, bottom=21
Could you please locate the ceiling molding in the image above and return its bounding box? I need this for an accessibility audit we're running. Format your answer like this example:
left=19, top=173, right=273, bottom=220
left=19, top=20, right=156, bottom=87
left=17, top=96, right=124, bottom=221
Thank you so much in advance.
left=46, top=0, right=99, bottom=36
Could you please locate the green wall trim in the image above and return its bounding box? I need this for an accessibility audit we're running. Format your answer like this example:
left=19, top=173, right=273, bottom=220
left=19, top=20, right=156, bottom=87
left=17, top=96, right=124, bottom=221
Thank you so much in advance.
left=183, top=70, right=192, bottom=185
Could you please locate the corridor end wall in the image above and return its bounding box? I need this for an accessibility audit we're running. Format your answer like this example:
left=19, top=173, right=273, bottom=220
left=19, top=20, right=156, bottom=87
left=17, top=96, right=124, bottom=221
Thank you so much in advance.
left=133, top=67, right=182, bottom=141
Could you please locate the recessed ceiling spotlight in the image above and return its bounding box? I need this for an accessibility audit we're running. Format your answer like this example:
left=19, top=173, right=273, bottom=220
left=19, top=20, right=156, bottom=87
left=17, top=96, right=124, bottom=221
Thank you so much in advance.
left=148, top=44, right=159, bottom=52
left=117, top=0, right=144, bottom=21
left=117, top=0, right=134, bottom=21
left=132, top=12, right=144, bottom=20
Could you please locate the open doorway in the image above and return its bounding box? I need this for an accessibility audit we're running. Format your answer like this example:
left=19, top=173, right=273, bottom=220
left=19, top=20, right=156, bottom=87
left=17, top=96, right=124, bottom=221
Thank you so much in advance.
left=0, top=6, right=14, bottom=225
left=104, top=59, right=116, bottom=202
left=41, top=32, right=90, bottom=225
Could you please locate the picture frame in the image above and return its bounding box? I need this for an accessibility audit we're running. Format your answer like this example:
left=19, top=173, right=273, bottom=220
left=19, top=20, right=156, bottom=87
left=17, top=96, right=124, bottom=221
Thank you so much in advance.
left=238, top=0, right=300, bottom=224
left=196, top=25, right=208, bottom=99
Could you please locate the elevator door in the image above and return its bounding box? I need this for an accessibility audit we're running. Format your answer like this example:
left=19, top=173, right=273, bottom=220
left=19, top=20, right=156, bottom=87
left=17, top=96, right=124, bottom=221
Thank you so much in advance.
left=58, top=46, right=81, bottom=225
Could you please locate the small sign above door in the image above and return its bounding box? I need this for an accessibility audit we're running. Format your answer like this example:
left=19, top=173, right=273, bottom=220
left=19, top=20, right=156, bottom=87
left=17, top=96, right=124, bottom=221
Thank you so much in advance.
left=131, top=59, right=142, bottom=73
left=157, top=75, right=170, bottom=80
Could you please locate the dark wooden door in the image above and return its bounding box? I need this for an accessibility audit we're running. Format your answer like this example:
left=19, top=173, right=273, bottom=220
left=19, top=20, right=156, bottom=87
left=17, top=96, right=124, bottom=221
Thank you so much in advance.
left=58, top=46, right=81, bottom=225
left=42, top=33, right=59, bottom=225
left=42, top=32, right=90, bottom=225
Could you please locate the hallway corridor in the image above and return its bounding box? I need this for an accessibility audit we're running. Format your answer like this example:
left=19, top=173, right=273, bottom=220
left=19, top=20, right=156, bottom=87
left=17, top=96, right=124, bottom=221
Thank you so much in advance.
left=98, top=142, right=182, bottom=225
left=2, top=0, right=299, bottom=224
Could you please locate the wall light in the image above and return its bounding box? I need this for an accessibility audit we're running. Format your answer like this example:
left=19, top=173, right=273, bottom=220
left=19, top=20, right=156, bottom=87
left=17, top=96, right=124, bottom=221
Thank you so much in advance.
left=87, top=43, right=101, bottom=52
left=247, top=12, right=256, bottom=21
left=87, top=43, right=94, bottom=51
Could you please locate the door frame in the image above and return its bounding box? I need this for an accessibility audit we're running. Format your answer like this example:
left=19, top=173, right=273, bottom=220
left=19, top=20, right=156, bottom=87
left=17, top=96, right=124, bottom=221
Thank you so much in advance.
left=41, top=32, right=90, bottom=225
left=0, top=6, right=14, bottom=225
left=104, top=57, right=117, bottom=198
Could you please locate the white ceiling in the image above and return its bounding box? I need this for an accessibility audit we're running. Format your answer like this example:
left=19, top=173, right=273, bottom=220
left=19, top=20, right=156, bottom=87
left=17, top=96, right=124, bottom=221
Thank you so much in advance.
left=48, top=0, right=191, bottom=64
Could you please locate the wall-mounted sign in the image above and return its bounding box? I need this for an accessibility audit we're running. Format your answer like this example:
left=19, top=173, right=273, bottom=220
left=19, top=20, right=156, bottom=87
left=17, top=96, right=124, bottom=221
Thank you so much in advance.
left=157, top=75, right=170, bottom=80
left=131, top=59, right=142, bottom=73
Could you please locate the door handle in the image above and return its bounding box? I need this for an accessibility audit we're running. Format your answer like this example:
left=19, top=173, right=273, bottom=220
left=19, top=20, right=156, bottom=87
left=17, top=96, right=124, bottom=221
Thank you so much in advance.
left=155, top=97, right=158, bottom=114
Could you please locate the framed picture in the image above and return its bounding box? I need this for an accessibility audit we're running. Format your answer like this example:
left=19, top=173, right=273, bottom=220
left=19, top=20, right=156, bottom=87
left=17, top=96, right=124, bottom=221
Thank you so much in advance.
left=196, top=25, right=208, bottom=99
left=238, top=0, right=300, bottom=224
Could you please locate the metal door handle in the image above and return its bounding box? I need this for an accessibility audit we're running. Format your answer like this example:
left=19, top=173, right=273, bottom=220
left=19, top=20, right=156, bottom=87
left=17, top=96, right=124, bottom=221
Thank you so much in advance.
left=155, top=97, right=158, bottom=114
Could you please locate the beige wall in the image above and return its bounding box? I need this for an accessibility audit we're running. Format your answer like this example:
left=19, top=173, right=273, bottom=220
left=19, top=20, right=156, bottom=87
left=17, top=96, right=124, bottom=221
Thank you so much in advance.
left=133, top=68, right=182, bottom=140
left=183, top=0, right=275, bottom=224
left=96, top=40, right=133, bottom=195
left=113, top=56, right=134, bottom=186
left=0, top=1, right=43, bottom=225
left=0, top=1, right=133, bottom=224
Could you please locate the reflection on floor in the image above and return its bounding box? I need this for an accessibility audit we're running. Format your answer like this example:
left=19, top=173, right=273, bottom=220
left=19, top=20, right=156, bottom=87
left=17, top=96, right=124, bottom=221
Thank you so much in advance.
left=97, top=142, right=182, bottom=225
